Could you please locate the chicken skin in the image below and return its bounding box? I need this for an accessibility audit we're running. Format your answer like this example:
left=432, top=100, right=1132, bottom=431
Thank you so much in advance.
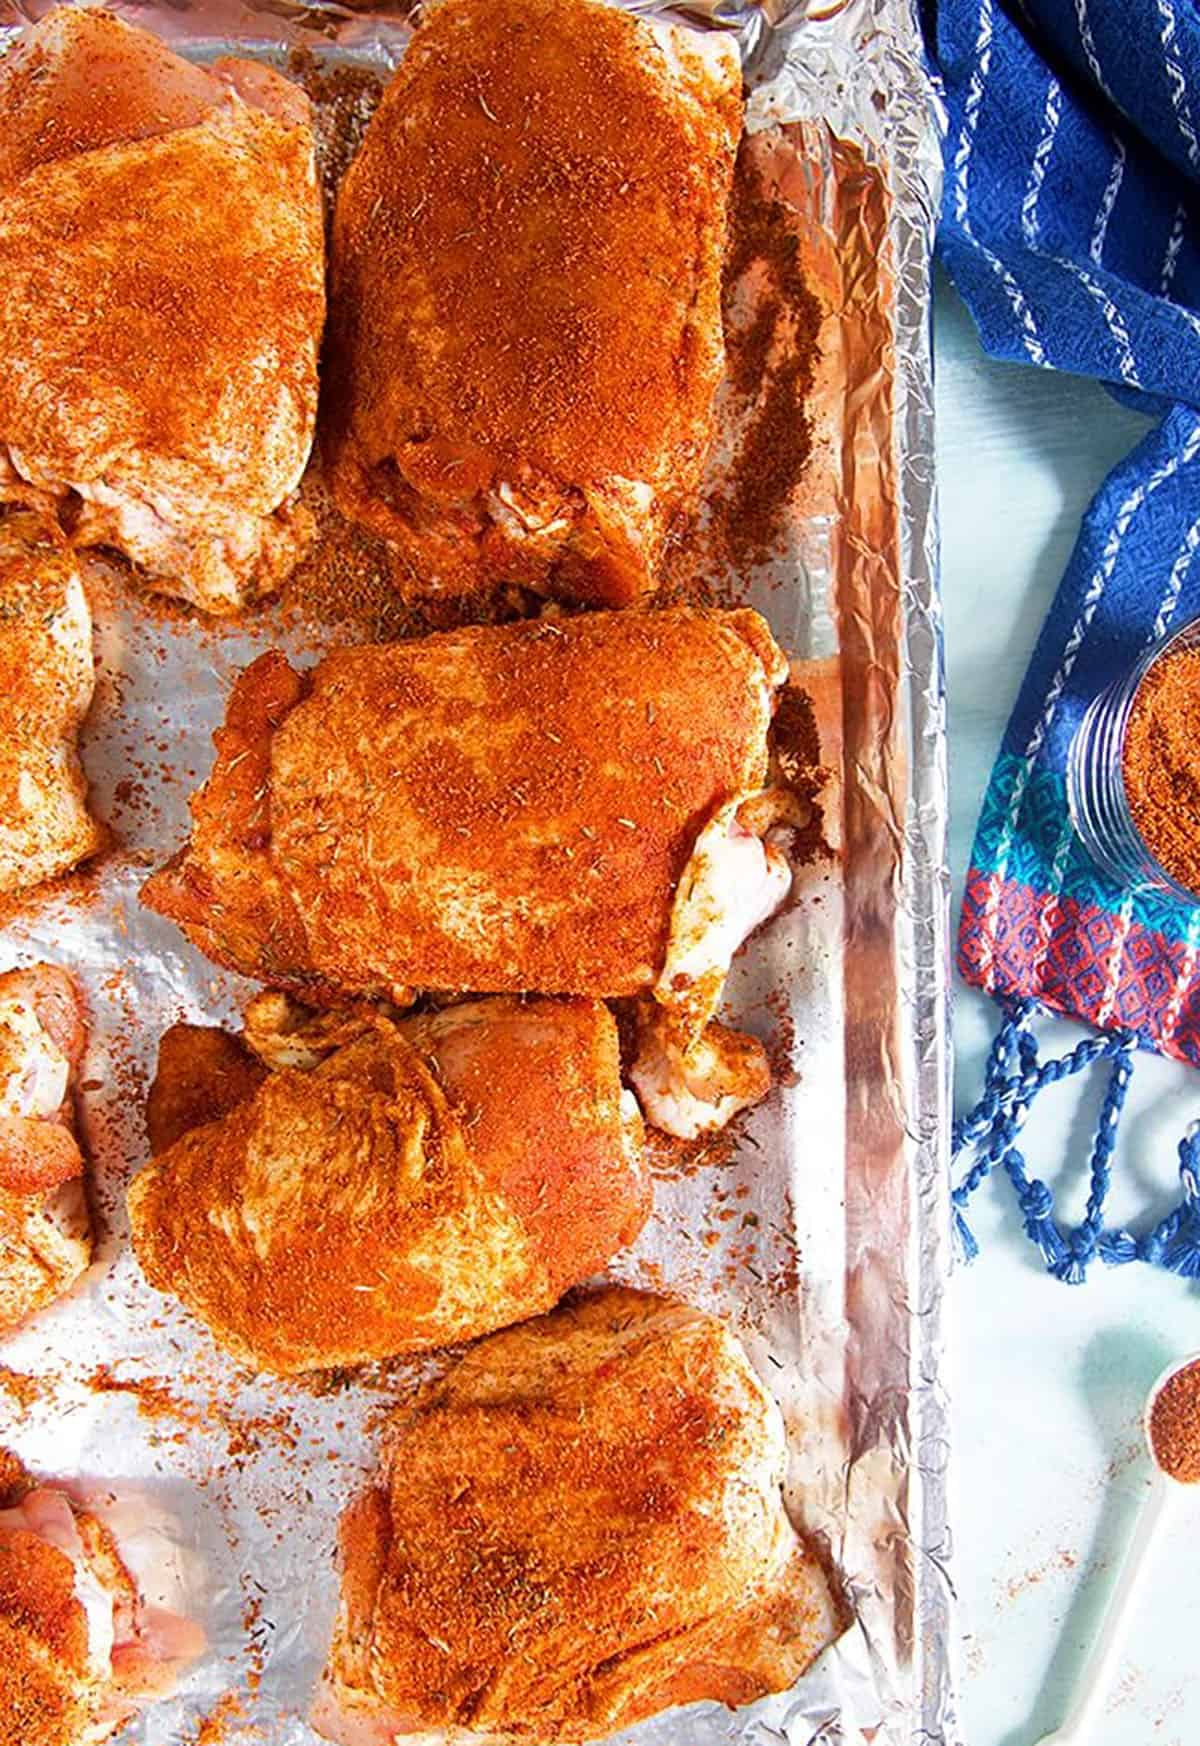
left=0, top=965, right=91, bottom=1335
left=0, top=514, right=100, bottom=894
left=0, top=8, right=324, bottom=614
left=128, top=995, right=647, bottom=1375
left=325, top=0, right=741, bottom=606
left=0, top=1455, right=203, bottom=1746
left=313, top=1287, right=842, bottom=1745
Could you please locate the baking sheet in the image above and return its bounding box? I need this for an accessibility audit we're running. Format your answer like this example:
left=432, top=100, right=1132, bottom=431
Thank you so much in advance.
left=0, top=2, right=953, bottom=1742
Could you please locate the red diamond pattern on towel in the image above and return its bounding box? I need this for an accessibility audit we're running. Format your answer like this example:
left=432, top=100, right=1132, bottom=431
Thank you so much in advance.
left=960, top=872, right=1200, bottom=1065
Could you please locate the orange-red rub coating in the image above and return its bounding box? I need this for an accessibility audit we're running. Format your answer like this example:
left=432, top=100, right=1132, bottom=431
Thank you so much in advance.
left=315, top=1288, right=842, bottom=1744
left=0, top=1472, right=200, bottom=1746
left=0, top=965, right=91, bottom=1336
left=143, top=607, right=784, bottom=1002
left=324, top=0, right=741, bottom=605
left=145, top=1024, right=268, bottom=1157
left=129, top=998, right=647, bottom=1375
left=0, top=8, right=325, bottom=613
left=0, top=513, right=101, bottom=896
left=0, top=1532, right=90, bottom=1676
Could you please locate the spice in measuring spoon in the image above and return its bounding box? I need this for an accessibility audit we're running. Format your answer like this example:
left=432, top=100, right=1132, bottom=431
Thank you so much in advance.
left=1034, top=1353, right=1200, bottom=1746
left=1122, top=645, right=1200, bottom=896
left=1148, top=1354, right=1200, bottom=1484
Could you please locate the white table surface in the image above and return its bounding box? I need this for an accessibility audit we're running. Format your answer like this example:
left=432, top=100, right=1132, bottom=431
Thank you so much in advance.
left=935, top=270, right=1200, bottom=1746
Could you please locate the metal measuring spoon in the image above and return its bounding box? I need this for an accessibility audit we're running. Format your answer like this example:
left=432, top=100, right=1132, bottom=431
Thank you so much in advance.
left=1035, top=1353, right=1200, bottom=1746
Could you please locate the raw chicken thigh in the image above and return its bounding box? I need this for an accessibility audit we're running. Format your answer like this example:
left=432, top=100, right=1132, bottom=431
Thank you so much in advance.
left=129, top=995, right=647, bottom=1374
left=0, top=965, right=90, bottom=1335
left=0, top=8, right=325, bottom=614
left=325, top=0, right=741, bottom=605
left=0, top=514, right=100, bottom=894
left=314, top=1288, right=841, bottom=1744
left=0, top=1457, right=202, bottom=1746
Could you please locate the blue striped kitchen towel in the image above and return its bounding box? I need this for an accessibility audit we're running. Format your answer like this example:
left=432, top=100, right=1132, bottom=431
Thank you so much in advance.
left=928, top=0, right=1200, bottom=1280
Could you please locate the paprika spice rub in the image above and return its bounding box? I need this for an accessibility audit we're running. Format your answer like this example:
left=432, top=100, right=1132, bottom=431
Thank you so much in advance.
left=323, top=0, right=742, bottom=608
left=1123, top=643, right=1200, bottom=896
left=1149, top=1357, right=1200, bottom=1485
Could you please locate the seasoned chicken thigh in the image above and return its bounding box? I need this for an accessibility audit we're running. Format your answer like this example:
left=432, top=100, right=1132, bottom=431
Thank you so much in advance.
left=0, top=514, right=100, bottom=894
left=0, top=8, right=324, bottom=614
left=325, top=0, right=741, bottom=605
left=314, top=1288, right=842, bottom=1744
left=141, top=607, right=786, bottom=1000
left=0, top=1456, right=203, bottom=1746
left=0, top=965, right=91, bottom=1335
left=129, top=996, right=647, bottom=1374
left=142, top=607, right=797, bottom=1133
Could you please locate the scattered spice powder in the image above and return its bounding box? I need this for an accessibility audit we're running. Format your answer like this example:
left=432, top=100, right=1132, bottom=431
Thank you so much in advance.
left=187, top=1691, right=247, bottom=1746
left=280, top=467, right=542, bottom=646
left=1002, top=1547, right=1078, bottom=1603
left=0, top=1366, right=46, bottom=1411
left=1122, top=646, right=1200, bottom=894
left=712, top=142, right=823, bottom=572
left=279, top=472, right=415, bottom=643
left=286, top=50, right=383, bottom=222
left=769, top=680, right=833, bottom=869
left=1149, top=1358, right=1200, bottom=1483
left=88, top=1366, right=301, bottom=1463
left=640, top=1122, right=739, bottom=1181
left=89, top=1366, right=204, bottom=1443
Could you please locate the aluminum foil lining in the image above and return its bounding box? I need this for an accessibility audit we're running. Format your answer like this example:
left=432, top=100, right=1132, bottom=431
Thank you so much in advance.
left=0, top=2, right=954, bottom=1743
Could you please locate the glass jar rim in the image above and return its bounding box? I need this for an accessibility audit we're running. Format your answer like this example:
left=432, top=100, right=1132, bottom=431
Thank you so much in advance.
left=1114, top=609, right=1200, bottom=906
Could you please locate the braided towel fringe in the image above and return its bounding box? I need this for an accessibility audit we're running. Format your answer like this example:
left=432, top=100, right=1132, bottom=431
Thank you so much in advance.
left=952, top=998, right=1200, bottom=1282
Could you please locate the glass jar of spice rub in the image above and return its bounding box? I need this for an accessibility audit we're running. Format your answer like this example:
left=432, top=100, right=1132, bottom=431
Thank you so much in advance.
left=1068, top=616, right=1200, bottom=902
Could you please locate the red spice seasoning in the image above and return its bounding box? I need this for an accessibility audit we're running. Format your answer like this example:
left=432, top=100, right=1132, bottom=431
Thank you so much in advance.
left=1149, top=1358, right=1200, bottom=1483
left=0, top=1447, right=30, bottom=1506
left=713, top=143, right=823, bottom=573
left=1122, top=646, right=1200, bottom=894
left=0, top=1366, right=45, bottom=1410
left=286, top=50, right=382, bottom=223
